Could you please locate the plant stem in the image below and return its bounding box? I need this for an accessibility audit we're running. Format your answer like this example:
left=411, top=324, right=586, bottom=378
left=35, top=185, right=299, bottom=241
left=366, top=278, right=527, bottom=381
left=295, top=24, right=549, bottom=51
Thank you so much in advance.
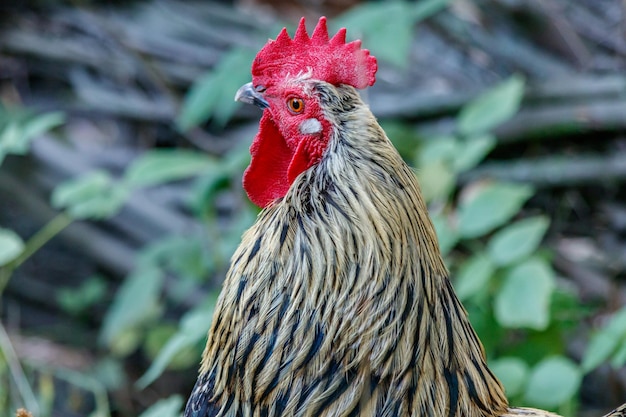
left=0, top=323, right=40, bottom=415
left=0, top=212, right=73, bottom=299
left=14, top=212, right=73, bottom=269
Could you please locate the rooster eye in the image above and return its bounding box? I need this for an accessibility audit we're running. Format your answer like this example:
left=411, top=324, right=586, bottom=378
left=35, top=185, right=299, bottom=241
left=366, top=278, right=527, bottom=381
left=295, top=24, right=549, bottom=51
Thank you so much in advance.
left=287, top=97, right=305, bottom=114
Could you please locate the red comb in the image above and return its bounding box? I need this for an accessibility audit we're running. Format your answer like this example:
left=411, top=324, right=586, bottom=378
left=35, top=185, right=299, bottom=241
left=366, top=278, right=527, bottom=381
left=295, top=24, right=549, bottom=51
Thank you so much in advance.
left=252, top=17, right=377, bottom=90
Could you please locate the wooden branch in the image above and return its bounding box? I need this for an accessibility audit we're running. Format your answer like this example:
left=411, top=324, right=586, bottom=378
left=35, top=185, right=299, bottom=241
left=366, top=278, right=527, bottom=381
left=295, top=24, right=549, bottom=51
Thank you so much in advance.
left=431, top=12, right=572, bottom=77
left=494, top=98, right=626, bottom=143
left=460, top=151, right=626, bottom=187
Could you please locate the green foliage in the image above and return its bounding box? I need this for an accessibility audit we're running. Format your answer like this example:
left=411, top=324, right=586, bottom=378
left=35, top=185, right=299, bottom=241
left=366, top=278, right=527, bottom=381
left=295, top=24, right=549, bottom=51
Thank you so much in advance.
left=524, top=357, right=582, bottom=408
left=0, top=107, right=65, bottom=164
left=0, top=108, right=67, bottom=308
left=57, top=275, right=108, bottom=315
left=410, top=75, right=590, bottom=411
left=137, top=298, right=219, bottom=388
left=492, top=356, right=582, bottom=410
left=457, top=182, right=534, bottom=239
left=490, top=357, right=528, bottom=397
left=137, top=395, right=183, bottom=417
left=487, top=216, right=550, bottom=266
left=124, top=149, right=218, bottom=187
left=52, top=170, right=129, bottom=219
left=335, top=0, right=451, bottom=68
left=0, top=104, right=252, bottom=414
left=495, top=258, right=555, bottom=330
left=177, top=48, right=257, bottom=130
left=52, top=149, right=219, bottom=220
left=0, top=228, right=24, bottom=266
left=430, top=213, right=459, bottom=256
left=100, top=266, right=164, bottom=351
left=454, top=253, right=494, bottom=301
left=582, top=306, right=626, bottom=371
left=416, top=134, right=501, bottom=204
left=457, top=75, right=525, bottom=136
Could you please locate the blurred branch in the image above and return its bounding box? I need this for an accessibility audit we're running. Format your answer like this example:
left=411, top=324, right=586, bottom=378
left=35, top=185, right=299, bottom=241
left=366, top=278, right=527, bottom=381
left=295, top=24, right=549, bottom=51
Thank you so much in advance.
left=371, top=74, right=626, bottom=120
left=494, top=98, right=626, bottom=143
left=431, top=12, right=572, bottom=77
left=461, top=151, right=626, bottom=187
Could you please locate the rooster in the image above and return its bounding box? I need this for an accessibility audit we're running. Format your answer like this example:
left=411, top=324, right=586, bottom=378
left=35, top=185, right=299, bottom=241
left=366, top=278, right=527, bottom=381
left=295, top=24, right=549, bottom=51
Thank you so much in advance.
left=184, top=17, right=626, bottom=417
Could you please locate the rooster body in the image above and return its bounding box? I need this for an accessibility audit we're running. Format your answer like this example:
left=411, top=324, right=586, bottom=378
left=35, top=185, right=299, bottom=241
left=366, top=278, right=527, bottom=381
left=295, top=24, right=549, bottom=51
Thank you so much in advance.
left=184, top=18, right=626, bottom=417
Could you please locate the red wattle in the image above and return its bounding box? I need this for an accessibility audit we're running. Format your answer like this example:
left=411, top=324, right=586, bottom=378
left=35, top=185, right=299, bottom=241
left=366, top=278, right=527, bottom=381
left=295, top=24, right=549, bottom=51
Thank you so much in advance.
left=287, top=140, right=313, bottom=185
left=243, top=113, right=293, bottom=208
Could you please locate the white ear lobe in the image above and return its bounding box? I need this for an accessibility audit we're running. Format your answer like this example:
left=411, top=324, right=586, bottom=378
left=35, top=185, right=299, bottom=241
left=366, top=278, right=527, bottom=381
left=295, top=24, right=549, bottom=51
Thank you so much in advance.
left=299, top=118, right=322, bottom=135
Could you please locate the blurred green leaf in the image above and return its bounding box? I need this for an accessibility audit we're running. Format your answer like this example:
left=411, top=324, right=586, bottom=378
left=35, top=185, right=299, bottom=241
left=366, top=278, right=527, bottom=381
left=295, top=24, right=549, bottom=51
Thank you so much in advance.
left=431, top=213, right=459, bottom=256
left=177, top=48, right=256, bottom=130
left=57, top=276, right=108, bottom=315
left=582, top=307, right=626, bottom=372
left=524, top=357, right=581, bottom=408
left=610, top=338, right=626, bottom=368
left=144, top=325, right=198, bottom=370
left=487, top=216, right=550, bottom=266
left=490, top=357, right=529, bottom=398
left=410, top=0, right=453, bottom=20
left=100, top=266, right=164, bottom=347
left=417, top=160, right=455, bottom=202
left=458, top=182, right=534, bottom=238
left=454, top=253, right=495, bottom=301
left=0, top=111, right=64, bottom=165
left=453, top=134, right=496, bottom=172
left=52, top=171, right=128, bottom=219
left=457, top=75, right=525, bottom=136
left=0, top=123, right=23, bottom=165
left=178, top=72, right=221, bottom=131
left=140, top=235, right=211, bottom=283
left=216, top=204, right=259, bottom=264
left=124, top=150, right=218, bottom=188
left=335, top=2, right=412, bottom=68
left=0, top=228, right=24, bottom=266
left=21, top=111, right=65, bottom=140
left=138, top=395, right=183, bottom=417
left=495, top=258, right=555, bottom=330
left=335, top=0, right=450, bottom=68
left=380, top=120, right=420, bottom=159
left=417, top=135, right=458, bottom=166
left=582, top=332, right=619, bottom=373
left=91, top=358, right=126, bottom=390
left=505, top=326, right=567, bottom=365
left=137, top=299, right=218, bottom=388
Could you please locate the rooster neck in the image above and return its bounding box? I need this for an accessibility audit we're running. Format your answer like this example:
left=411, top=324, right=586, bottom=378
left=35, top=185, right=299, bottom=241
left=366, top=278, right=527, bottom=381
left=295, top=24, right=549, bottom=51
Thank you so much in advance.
left=198, top=86, right=508, bottom=417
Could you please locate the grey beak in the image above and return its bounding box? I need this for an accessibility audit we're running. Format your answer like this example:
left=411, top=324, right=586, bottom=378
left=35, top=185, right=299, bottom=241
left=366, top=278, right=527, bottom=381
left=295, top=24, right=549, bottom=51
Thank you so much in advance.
left=235, top=82, right=269, bottom=109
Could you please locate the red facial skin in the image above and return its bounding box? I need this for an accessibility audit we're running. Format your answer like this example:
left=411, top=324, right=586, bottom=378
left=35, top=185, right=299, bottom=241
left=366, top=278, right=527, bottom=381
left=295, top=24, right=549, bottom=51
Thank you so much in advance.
left=242, top=83, right=331, bottom=208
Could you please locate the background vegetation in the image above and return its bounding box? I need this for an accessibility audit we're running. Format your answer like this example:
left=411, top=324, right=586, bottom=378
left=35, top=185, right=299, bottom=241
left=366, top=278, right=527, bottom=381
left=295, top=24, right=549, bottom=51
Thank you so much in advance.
left=1, top=0, right=625, bottom=416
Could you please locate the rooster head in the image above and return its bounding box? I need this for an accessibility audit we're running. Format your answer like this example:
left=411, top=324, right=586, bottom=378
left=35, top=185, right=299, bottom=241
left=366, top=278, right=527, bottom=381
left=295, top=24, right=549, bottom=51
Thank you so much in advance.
left=235, top=17, right=378, bottom=208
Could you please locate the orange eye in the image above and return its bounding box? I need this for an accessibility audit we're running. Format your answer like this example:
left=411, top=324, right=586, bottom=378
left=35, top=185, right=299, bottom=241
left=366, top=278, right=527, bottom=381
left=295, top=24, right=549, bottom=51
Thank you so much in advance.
left=287, top=97, right=305, bottom=114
